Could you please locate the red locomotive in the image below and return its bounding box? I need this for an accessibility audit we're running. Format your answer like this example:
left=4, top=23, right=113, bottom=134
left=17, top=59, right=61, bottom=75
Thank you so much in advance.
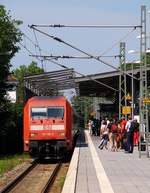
left=24, top=96, right=79, bottom=159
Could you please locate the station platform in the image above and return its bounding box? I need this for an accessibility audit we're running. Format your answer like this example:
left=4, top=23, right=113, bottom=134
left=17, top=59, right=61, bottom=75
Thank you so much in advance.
left=62, top=129, right=150, bottom=193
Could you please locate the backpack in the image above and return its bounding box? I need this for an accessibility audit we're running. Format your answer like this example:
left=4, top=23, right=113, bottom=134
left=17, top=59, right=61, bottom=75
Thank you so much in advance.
left=130, top=122, right=139, bottom=133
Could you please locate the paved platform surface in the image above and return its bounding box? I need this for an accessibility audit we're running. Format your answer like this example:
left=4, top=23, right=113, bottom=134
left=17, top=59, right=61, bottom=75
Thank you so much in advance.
left=75, top=130, right=150, bottom=193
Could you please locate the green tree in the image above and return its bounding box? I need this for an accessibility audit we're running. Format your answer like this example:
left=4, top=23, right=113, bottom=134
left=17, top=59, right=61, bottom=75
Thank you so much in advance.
left=0, top=61, right=44, bottom=154
left=72, top=96, right=93, bottom=126
left=14, top=61, right=44, bottom=102
left=14, top=61, right=44, bottom=81
left=120, top=52, right=150, bottom=71
left=0, top=101, right=23, bottom=154
left=146, top=52, right=150, bottom=64
left=0, top=6, right=23, bottom=154
left=0, top=5, right=22, bottom=109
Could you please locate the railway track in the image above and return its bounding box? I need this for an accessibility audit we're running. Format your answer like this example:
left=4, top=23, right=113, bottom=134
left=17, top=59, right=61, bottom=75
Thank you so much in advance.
left=1, top=162, right=61, bottom=193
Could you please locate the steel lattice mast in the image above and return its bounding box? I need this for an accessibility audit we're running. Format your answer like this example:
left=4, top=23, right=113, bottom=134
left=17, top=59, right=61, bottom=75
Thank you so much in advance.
left=139, top=5, right=149, bottom=158
left=119, top=42, right=127, bottom=120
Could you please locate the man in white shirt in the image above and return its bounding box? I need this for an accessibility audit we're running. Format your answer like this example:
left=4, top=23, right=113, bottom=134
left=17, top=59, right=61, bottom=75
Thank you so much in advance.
left=125, top=117, right=134, bottom=153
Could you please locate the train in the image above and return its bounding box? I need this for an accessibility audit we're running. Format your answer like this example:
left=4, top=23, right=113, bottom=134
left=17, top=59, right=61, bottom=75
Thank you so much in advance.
left=24, top=96, right=80, bottom=159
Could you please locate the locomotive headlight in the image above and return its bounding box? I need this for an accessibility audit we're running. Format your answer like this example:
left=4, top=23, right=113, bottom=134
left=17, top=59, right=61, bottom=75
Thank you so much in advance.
left=52, top=125, right=64, bottom=130
left=25, top=140, right=29, bottom=144
left=30, top=125, right=43, bottom=130
left=59, top=133, right=65, bottom=136
left=30, top=133, right=36, bottom=137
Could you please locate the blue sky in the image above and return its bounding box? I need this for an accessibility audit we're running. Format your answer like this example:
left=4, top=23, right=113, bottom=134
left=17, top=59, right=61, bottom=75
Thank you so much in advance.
left=1, top=0, right=150, bottom=75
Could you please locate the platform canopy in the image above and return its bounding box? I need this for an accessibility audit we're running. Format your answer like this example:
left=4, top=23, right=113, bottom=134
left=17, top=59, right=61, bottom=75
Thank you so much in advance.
left=75, top=70, right=119, bottom=97
left=75, top=67, right=150, bottom=97
left=24, top=68, right=76, bottom=97
left=24, top=66, right=150, bottom=101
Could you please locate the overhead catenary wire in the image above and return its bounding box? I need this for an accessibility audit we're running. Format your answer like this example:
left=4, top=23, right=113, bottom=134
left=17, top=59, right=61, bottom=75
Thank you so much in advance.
left=19, top=42, right=47, bottom=67
left=21, top=32, right=50, bottom=70
left=98, top=28, right=137, bottom=57
left=33, top=29, right=44, bottom=70
left=22, top=35, right=27, bottom=50
left=22, top=27, right=136, bottom=75
left=45, top=59, right=119, bottom=92
left=31, top=24, right=141, bottom=29
left=19, top=40, right=118, bottom=92
left=23, top=26, right=136, bottom=60
left=29, top=25, right=138, bottom=80
left=29, top=54, right=120, bottom=60
left=30, top=54, right=142, bottom=77
left=22, top=33, right=50, bottom=55
left=22, top=27, right=136, bottom=64
left=19, top=42, right=34, bottom=56
left=32, top=32, right=39, bottom=58
left=20, top=37, right=141, bottom=92
left=25, top=25, right=137, bottom=61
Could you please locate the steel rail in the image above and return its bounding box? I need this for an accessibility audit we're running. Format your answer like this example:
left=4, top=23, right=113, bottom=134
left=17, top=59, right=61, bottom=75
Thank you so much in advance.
left=41, top=163, right=62, bottom=193
left=0, top=161, right=37, bottom=193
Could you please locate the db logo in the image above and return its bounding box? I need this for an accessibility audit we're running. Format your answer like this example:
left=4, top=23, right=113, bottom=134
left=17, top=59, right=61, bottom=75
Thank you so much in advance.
left=43, top=125, right=51, bottom=130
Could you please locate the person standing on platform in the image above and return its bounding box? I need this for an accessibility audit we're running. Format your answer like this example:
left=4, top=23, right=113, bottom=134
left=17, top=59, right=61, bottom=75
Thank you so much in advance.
left=100, top=120, right=107, bottom=136
left=88, top=119, right=93, bottom=135
left=116, top=120, right=122, bottom=149
left=110, top=120, right=118, bottom=151
left=106, top=119, right=112, bottom=150
left=133, top=119, right=139, bottom=146
left=92, top=118, right=97, bottom=136
left=98, top=120, right=108, bottom=149
left=120, top=117, right=127, bottom=149
left=98, top=126, right=109, bottom=150
left=125, top=117, right=134, bottom=153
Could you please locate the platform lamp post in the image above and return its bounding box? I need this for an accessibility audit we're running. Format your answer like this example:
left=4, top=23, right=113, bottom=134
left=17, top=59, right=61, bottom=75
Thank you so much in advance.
left=129, top=60, right=135, bottom=120
left=131, top=60, right=141, bottom=119
left=128, top=50, right=137, bottom=120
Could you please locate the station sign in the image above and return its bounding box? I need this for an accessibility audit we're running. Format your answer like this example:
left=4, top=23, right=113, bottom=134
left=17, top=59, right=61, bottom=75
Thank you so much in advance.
left=122, top=106, right=131, bottom=115
left=125, top=93, right=131, bottom=100
left=142, top=98, right=150, bottom=103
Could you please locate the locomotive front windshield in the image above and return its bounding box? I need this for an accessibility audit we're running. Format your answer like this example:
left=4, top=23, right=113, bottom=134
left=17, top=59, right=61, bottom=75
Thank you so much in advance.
left=31, top=107, right=47, bottom=118
left=47, top=107, right=64, bottom=118
left=31, top=107, right=64, bottom=118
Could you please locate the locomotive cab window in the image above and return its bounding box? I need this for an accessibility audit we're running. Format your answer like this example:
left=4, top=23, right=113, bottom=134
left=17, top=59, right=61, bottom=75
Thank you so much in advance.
left=31, top=107, right=47, bottom=118
left=47, top=107, right=64, bottom=118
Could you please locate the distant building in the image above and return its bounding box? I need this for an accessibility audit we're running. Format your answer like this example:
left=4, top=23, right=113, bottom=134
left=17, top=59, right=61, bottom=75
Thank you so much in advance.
left=6, top=74, right=18, bottom=103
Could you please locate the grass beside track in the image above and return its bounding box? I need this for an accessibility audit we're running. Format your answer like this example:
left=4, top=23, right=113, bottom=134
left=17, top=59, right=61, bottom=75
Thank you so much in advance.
left=0, top=153, right=29, bottom=177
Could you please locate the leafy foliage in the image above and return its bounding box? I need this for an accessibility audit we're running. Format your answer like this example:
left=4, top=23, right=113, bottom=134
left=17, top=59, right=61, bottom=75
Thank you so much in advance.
left=13, top=61, right=44, bottom=102
left=14, top=61, right=44, bottom=82
left=120, top=52, right=150, bottom=70
left=0, top=102, right=23, bottom=154
left=72, top=97, right=93, bottom=125
left=0, top=5, right=22, bottom=109
left=0, top=62, right=44, bottom=155
left=0, top=5, right=23, bottom=154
